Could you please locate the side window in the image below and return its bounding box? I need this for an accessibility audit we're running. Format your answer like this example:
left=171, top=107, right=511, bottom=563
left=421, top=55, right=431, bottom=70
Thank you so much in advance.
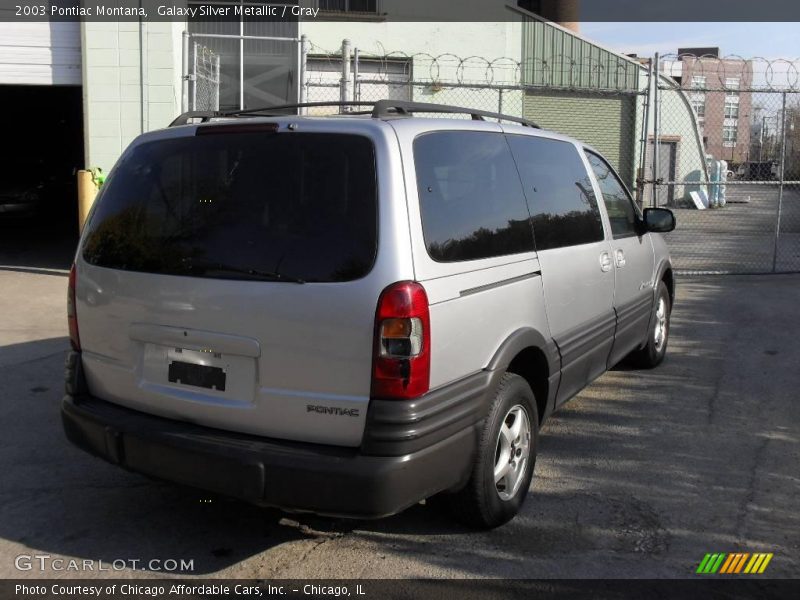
left=585, top=151, right=640, bottom=239
left=413, top=131, right=535, bottom=262
left=506, top=135, right=604, bottom=251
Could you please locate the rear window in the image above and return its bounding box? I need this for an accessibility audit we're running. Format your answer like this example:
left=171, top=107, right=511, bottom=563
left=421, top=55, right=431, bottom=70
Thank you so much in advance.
left=82, top=131, right=377, bottom=283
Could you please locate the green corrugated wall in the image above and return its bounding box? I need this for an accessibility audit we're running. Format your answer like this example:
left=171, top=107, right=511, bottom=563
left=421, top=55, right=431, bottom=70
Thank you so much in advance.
left=521, top=18, right=640, bottom=90
left=520, top=17, right=642, bottom=188
left=524, top=91, right=637, bottom=187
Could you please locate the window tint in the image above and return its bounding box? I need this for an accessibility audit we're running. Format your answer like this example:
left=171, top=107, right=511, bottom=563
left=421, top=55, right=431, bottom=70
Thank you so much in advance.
left=82, top=132, right=377, bottom=282
left=506, top=135, right=604, bottom=250
left=413, top=131, right=535, bottom=262
left=585, top=151, right=640, bottom=238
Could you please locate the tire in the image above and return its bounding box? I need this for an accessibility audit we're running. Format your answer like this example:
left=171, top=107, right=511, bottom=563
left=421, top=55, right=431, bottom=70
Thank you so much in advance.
left=628, top=280, right=671, bottom=368
left=445, top=373, right=538, bottom=529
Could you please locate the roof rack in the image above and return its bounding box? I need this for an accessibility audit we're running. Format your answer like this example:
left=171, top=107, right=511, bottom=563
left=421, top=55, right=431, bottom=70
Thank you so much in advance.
left=225, top=101, right=376, bottom=117
left=169, top=111, right=218, bottom=127
left=371, top=100, right=540, bottom=128
left=168, top=100, right=540, bottom=129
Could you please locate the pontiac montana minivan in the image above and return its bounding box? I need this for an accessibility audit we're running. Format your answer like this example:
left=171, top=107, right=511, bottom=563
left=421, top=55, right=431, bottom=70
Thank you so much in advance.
left=62, top=101, right=675, bottom=528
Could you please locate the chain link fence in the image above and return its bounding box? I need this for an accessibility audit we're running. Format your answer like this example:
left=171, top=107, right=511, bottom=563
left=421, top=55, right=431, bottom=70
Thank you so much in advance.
left=301, top=43, right=800, bottom=275
left=304, top=46, right=645, bottom=193
left=189, top=42, right=221, bottom=112
left=656, top=55, right=800, bottom=274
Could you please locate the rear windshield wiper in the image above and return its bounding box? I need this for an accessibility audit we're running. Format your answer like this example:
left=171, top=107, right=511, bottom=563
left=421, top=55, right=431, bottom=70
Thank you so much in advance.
left=179, top=258, right=305, bottom=284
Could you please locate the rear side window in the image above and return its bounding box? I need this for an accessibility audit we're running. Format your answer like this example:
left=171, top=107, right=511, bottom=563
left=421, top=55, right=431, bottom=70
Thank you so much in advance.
left=82, top=131, right=377, bottom=282
left=413, top=131, right=534, bottom=262
left=506, top=135, right=604, bottom=251
left=585, top=151, right=640, bottom=238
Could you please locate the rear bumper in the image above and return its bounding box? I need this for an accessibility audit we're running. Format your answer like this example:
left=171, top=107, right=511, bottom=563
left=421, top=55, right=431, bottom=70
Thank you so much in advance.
left=61, top=370, right=492, bottom=518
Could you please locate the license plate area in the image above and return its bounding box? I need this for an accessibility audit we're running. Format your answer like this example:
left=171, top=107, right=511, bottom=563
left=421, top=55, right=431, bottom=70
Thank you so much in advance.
left=168, top=360, right=227, bottom=391
left=140, top=343, right=257, bottom=404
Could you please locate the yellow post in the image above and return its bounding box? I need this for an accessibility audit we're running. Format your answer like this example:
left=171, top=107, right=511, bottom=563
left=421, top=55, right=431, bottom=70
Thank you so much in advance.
left=77, top=170, right=98, bottom=233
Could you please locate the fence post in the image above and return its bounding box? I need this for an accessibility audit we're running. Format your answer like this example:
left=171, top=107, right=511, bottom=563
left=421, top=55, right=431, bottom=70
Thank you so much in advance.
left=191, top=41, right=198, bottom=111
left=340, top=39, right=352, bottom=113
left=181, top=31, right=190, bottom=113
left=498, top=88, right=504, bottom=116
left=651, top=52, right=660, bottom=208
left=353, top=47, right=360, bottom=102
left=214, top=53, right=220, bottom=111
left=771, top=91, right=788, bottom=273
left=637, top=57, right=653, bottom=206
left=299, top=34, right=308, bottom=112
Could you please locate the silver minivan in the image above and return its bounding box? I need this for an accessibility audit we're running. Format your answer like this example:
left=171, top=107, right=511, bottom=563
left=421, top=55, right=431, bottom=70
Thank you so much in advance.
left=63, top=101, right=675, bottom=528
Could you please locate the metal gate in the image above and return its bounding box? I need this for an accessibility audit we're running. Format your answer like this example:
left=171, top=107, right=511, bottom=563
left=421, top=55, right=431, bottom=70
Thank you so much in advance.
left=181, top=1, right=300, bottom=113
left=187, top=41, right=220, bottom=112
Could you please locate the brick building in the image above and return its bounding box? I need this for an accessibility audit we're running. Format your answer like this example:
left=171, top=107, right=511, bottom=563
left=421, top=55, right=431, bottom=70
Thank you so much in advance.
left=664, top=48, right=753, bottom=165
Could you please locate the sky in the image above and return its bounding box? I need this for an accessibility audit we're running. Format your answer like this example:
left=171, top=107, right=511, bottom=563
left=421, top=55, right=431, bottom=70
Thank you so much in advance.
left=579, top=22, right=800, bottom=60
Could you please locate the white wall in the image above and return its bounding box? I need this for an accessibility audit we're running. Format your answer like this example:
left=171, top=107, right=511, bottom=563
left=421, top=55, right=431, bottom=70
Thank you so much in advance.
left=81, top=22, right=183, bottom=173
left=301, top=19, right=524, bottom=115
left=301, top=21, right=523, bottom=68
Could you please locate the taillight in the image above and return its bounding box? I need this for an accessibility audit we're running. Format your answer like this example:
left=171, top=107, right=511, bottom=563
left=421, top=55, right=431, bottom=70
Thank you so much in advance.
left=371, top=281, right=430, bottom=400
left=67, top=264, right=80, bottom=351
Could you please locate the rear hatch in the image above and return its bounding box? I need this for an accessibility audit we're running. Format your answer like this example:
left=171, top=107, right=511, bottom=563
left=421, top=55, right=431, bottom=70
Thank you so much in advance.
left=75, top=124, right=382, bottom=446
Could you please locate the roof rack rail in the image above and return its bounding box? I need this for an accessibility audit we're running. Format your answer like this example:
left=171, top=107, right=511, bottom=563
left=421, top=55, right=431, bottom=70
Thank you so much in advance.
left=169, top=111, right=219, bottom=127
left=169, top=100, right=540, bottom=129
left=224, top=101, right=376, bottom=117
left=371, top=100, right=540, bottom=128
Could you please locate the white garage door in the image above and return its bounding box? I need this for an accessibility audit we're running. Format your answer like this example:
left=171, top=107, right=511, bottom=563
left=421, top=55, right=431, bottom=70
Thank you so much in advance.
left=0, top=18, right=81, bottom=85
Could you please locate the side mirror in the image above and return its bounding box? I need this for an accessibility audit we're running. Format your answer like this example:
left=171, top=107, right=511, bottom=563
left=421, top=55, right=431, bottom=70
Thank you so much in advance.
left=642, top=208, right=676, bottom=233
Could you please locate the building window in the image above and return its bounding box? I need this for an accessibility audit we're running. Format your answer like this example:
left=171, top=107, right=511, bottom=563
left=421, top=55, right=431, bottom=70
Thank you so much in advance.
left=725, top=77, right=740, bottom=90
left=306, top=56, right=411, bottom=103
left=319, top=0, right=379, bottom=12
left=690, top=93, right=706, bottom=118
left=723, top=125, right=738, bottom=147
left=691, top=75, right=706, bottom=89
left=724, top=96, right=740, bottom=119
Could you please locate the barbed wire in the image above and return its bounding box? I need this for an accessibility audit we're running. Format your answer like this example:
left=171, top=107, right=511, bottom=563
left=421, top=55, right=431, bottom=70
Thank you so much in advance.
left=305, top=43, right=644, bottom=90
left=659, top=54, right=799, bottom=92
left=304, top=46, right=800, bottom=92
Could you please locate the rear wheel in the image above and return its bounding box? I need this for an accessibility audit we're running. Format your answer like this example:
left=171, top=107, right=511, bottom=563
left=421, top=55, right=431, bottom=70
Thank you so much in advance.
left=628, top=280, right=671, bottom=368
left=444, top=373, right=538, bottom=529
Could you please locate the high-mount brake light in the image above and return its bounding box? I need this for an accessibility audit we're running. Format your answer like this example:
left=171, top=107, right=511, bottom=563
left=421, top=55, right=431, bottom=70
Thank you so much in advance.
left=195, top=122, right=279, bottom=135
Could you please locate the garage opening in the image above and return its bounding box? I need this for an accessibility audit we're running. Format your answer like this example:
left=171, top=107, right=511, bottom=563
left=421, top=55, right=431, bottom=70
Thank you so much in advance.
left=0, top=85, right=83, bottom=270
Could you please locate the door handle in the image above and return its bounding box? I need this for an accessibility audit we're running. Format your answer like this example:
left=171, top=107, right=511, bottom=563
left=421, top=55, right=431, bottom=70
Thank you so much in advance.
left=599, top=252, right=612, bottom=272
left=615, top=249, right=626, bottom=268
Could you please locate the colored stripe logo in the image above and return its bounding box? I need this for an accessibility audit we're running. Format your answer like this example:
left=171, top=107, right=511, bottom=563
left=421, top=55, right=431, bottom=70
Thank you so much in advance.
left=697, top=553, right=773, bottom=574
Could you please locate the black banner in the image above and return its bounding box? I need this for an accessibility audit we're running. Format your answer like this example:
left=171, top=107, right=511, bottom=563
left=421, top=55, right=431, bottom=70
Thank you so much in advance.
left=2, top=580, right=799, bottom=600
left=3, top=0, right=800, bottom=22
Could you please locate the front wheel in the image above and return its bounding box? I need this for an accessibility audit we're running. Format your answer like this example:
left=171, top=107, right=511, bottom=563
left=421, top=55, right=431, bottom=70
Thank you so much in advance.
left=445, top=373, right=538, bottom=529
left=628, top=280, right=671, bottom=368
